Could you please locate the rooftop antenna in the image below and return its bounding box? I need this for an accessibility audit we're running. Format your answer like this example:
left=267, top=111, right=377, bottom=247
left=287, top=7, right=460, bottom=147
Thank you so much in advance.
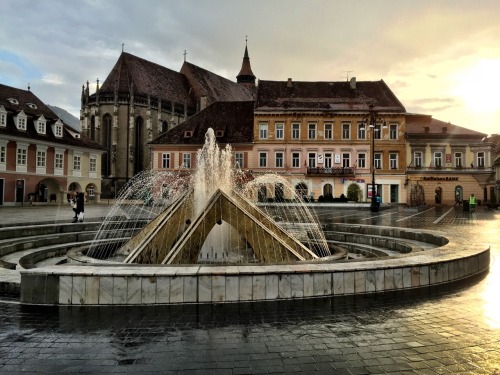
left=342, top=70, right=354, bottom=81
left=28, top=83, right=30, bottom=91
left=122, top=43, right=124, bottom=52
left=183, top=50, right=187, bottom=62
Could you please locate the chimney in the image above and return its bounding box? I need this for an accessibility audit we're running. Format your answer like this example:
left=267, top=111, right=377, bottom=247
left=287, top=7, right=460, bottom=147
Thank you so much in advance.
left=350, top=77, right=356, bottom=90
left=287, top=78, right=293, bottom=88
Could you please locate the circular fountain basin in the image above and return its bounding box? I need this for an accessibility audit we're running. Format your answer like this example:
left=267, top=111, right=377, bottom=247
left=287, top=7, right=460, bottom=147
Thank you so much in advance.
left=19, top=224, right=489, bottom=305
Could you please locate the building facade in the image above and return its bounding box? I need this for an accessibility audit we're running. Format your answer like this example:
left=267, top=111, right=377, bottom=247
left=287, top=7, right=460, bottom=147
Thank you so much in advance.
left=406, top=114, right=494, bottom=206
left=253, top=78, right=407, bottom=204
left=0, top=84, right=103, bottom=206
left=81, top=48, right=255, bottom=198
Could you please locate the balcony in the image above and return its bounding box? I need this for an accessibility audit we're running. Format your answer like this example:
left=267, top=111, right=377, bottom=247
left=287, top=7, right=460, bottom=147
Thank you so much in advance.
left=307, top=167, right=355, bottom=177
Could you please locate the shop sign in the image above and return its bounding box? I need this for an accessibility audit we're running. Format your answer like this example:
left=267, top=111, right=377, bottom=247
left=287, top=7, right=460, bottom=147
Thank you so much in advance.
left=422, top=176, right=459, bottom=181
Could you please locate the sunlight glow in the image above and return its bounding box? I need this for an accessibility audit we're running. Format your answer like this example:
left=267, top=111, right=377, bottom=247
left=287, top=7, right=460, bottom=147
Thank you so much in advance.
left=452, top=59, right=500, bottom=113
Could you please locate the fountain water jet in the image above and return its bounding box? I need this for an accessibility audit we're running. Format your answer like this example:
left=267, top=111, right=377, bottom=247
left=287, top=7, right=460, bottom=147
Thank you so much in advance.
left=87, top=128, right=332, bottom=264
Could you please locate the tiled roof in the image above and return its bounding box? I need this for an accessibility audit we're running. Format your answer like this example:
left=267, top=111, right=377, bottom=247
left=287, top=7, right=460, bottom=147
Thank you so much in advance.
left=150, top=101, right=254, bottom=145
left=97, top=52, right=195, bottom=107
left=255, top=79, right=406, bottom=112
left=0, top=84, right=103, bottom=150
left=406, top=113, right=486, bottom=138
left=180, top=62, right=254, bottom=104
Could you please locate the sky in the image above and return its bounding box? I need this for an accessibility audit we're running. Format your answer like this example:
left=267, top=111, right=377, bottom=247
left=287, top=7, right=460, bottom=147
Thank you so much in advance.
left=1, top=0, right=499, bottom=136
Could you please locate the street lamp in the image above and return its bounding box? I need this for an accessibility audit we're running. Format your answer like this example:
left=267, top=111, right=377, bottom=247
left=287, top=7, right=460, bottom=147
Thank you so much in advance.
left=368, top=104, right=387, bottom=212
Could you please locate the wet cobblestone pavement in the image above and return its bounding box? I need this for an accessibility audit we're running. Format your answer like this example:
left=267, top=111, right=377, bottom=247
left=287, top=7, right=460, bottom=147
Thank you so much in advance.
left=0, top=204, right=499, bottom=374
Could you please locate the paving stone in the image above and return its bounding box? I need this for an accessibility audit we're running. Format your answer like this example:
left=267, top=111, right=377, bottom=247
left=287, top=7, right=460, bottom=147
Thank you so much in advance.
left=0, top=205, right=499, bottom=373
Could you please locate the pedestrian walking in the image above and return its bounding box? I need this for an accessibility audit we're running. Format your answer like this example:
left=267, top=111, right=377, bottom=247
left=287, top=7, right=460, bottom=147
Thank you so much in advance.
left=72, top=191, right=85, bottom=223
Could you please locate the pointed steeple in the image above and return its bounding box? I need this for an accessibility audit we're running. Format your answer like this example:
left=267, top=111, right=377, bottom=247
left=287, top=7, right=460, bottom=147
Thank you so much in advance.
left=236, top=37, right=256, bottom=87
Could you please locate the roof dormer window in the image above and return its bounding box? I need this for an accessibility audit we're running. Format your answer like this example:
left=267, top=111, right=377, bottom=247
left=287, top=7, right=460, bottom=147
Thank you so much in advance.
left=52, top=119, right=63, bottom=138
left=216, top=130, right=224, bottom=137
left=27, top=103, right=38, bottom=110
left=14, top=110, right=27, bottom=131
left=7, top=98, right=19, bottom=105
left=0, top=106, right=6, bottom=128
left=184, top=131, right=192, bottom=138
left=35, top=115, right=47, bottom=135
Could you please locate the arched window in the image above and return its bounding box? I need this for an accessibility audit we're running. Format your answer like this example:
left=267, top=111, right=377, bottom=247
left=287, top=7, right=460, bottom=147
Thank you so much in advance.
left=90, top=115, right=96, bottom=140
left=102, top=114, right=112, bottom=176
left=134, top=116, right=144, bottom=175
left=162, top=121, right=169, bottom=134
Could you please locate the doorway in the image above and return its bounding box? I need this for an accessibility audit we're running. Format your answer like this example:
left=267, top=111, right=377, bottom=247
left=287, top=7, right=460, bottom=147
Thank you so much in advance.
left=434, top=187, right=442, bottom=204
left=390, top=184, right=399, bottom=203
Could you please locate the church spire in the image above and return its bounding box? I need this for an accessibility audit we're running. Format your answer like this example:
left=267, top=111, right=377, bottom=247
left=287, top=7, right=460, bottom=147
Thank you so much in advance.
left=236, top=36, right=256, bottom=87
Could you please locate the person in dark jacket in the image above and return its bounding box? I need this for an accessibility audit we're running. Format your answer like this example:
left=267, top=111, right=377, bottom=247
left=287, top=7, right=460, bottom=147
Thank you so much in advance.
left=73, top=192, right=85, bottom=223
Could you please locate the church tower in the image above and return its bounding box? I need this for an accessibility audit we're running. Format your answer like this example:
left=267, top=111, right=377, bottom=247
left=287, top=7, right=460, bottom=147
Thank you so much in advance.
left=236, top=39, right=256, bottom=88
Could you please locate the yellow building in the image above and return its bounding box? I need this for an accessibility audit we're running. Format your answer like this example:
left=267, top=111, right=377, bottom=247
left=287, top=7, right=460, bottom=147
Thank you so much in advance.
left=406, top=114, right=494, bottom=206
left=253, top=78, right=407, bottom=204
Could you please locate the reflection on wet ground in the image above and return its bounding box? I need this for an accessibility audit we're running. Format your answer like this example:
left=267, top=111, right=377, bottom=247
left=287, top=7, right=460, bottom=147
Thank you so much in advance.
left=0, top=205, right=499, bottom=374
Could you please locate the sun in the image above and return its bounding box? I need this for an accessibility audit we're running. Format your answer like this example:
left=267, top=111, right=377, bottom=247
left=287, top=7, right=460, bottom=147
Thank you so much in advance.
left=452, top=59, right=500, bottom=113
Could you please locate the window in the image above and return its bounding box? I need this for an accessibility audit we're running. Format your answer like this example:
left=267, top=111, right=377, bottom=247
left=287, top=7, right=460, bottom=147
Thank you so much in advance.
left=454, top=152, right=462, bottom=168
left=308, top=123, right=316, bottom=139
left=308, top=152, right=316, bottom=168
left=389, top=153, right=398, bottom=169
left=357, top=153, right=366, bottom=168
left=162, top=153, right=170, bottom=169
left=0, top=143, right=6, bottom=166
left=0, top=106, right=7, bottom=127
left=259, top=152, right=267, bottom=167
left=235, top=152, right=244, bottom=168
left=342, top=153, right=350, bottom=168
left=275, top=123, right=284, bottom=139
left=73, top=155, right=81, bottom=170
left=342, top=123, right=350, bottom=139
left=292, top=123, right=300, bottom=139
left=275, top=152, right=284, bottom=168
left=55, top=152, right=64, bottom=170
left=16, top=113, right=27, bottom=130
left=259, top=123, right=268, bottom=139
left=183, top=153, right=191, bottom=168
left=414, top=152, right=422, bottom=167
left=55, top=124, right=63, bottom=137
left=374, top=124, right=382, bottom=139
left=292, top=152, right=300, bottom=168
left=477, top=152, right=485, bottom=167
left=90, top=156, right=97, bottom=172
left=389, top=124, right=398, bottom=140
left=324, top=153, right=332, bottom=168
left=374, top=153, right=382, bottom=169
left=434, top=152, right=442, bottom=168
left=324, top=123, right=333, bottom=139
left=37, top=150, right=46, bottom=167
left=37, top=120, right=46, bottom=134
left=357, top=123, right=366, bottom=139
left=17, top=148, right=27, bottom=165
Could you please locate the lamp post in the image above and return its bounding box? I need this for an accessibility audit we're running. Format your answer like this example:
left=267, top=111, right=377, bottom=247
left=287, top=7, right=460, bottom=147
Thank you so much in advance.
left=368, top=104, right=387, bottom=212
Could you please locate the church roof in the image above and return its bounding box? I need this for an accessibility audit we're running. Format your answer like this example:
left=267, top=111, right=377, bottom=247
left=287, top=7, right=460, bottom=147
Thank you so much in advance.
left=150, top=101, right=254, bottom=145
left=180, top=61, right=254, bottom=104
left=98, top=52, right=195, bottom=106
left=255, top=79, right=406, bottom=112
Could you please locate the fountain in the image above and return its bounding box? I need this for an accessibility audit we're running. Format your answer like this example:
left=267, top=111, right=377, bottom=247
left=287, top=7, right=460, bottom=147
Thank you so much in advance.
left=87, top=129, right=333, bottom=265
left=16, top=129, right=490, bottom=306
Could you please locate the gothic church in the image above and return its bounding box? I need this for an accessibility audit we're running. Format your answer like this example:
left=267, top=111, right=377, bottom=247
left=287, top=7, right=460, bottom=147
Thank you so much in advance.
left=80, top=44, right=256, bottom=197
